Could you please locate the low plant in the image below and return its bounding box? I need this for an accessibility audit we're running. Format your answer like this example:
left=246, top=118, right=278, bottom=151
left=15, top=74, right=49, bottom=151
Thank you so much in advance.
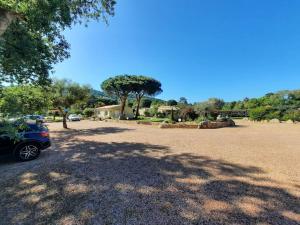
left=264, top=110, right=282, bottom=121
left=282, top=110, right=300, bottom=122
left=249, top=106, right=272, bottom=121
left=195, top=115, right=214, bottom=123
left=83, top=108, right=95, bottom=118
left=180, top=107, right=198, bottom=121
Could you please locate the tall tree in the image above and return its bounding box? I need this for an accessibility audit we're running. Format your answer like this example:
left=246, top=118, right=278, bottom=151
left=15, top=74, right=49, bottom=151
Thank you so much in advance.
left=101, top=75, right=135, bottom=119
left=0, top=0, right=116, bottom=86
left=131, top=76, right=162, bottom=118
left=0, top=85, right=50, bottom=116
left=195, top=98, right=225, bottom=112
left=51, top=79, right=91, bottom=128
left=179, top=97, right=188, bottom=105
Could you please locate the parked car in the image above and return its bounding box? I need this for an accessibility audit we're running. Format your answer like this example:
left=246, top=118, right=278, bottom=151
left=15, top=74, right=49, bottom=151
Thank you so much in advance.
left=24, top=115, right=45, bottom=123
left=0, top=121, right=51, bottom=161
left=68, top=114, right=81, bottom=121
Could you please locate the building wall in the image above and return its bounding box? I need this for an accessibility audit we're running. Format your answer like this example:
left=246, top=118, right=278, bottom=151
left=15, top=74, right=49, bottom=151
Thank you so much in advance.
left=96, top=107, right=134, bottom=119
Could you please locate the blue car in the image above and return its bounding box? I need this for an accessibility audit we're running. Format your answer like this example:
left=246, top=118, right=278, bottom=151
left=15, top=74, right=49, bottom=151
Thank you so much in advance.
left=0, top=122, right=51, bottom=161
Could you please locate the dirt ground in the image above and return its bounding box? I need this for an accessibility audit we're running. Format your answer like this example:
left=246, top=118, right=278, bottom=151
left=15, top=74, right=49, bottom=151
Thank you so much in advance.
left=0, top=120, right=299, bottom=225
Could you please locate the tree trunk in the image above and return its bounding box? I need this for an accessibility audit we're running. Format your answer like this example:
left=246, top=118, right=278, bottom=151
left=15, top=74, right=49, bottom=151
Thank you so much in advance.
left=135, top=96, right=141, bottom=119
left=0, top=8, right=18, bottom=36
left=62, top=114, right=68, bottom=129
left=171, top=108, right=174, bottom=121
left=119, top=98, right=126, bottom=120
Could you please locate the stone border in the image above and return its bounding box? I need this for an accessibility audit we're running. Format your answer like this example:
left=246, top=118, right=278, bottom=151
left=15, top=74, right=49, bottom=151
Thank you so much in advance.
left=159, top=123, right=198, bottom=129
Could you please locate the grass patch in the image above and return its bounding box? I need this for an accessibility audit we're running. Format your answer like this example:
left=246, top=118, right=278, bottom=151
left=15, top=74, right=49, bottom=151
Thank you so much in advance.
left=137, top=116, right=171, bottom=123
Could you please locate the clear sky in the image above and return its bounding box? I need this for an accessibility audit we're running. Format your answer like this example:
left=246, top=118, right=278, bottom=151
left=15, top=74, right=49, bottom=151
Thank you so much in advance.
left=53, top=0, right=300, bottom=103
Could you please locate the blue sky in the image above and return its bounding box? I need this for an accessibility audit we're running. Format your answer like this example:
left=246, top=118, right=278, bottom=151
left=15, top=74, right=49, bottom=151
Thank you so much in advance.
left=53, top=0, right=300, bottom=103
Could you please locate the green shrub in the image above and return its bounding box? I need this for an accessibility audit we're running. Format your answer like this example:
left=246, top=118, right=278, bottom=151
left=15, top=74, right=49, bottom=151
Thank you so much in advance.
left=249, top=106, right=272, bottom=121
left=195, top=115, right=214, bottom=123
left=144, top=110, right=151, bottom=117
left=141, top=99, right=152, bottom=108
left=151, top=118, right=169, bottom=123
left=282, top=110, right=300, bottom=121
left=137, top=117, right=170, bottom=123
left=148, top=106, right=159, bottom=117
left=180, top=107, right=198, bottom=121
left=156, top=112, right=165, bottom=118
left=83, top=108, right=95, bottom=117
left=70, top=109, right=83, bottom=115
left=264, top=110, right=281, bottom=120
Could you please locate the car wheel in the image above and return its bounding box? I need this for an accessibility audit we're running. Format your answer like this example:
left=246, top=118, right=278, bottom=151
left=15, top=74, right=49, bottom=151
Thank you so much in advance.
left=14, top=143, right=41, bottom=161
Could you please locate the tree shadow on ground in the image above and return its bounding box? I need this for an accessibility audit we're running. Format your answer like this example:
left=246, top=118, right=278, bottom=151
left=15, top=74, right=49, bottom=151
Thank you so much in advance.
left=0, top=127, right=134, bottom=166
left=0, top=133, right=299, bottom=225
left=50, top=126, right=135, bottom=137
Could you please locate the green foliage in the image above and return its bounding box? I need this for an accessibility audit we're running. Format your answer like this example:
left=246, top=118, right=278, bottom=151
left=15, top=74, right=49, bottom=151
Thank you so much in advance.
left=101, top=75, right=135, bottom=118
left=138, top=116, right=170, bottom=123
left=0, top=85, right=50, bottom=116
left=167, top=99, right=178, bottom=106
left=0, top=118, right=29, bottom=141
left=222, top=101, right=236, bottom=110
left=249, top=106, right=272, bottom=121
left=282, top=110, right=300, bottom=122
left=195, top=98, right=225, bottom=112
left=101, top=75, right=134, bottom=100
left=0, top=0, right=115, bottom=85
left=83, top=108, right=95, bottom=118
left=51, top=79, right=91, bottom=110
left=127, top=100, right=134, bottom=108
left=178, top=97, right=188, bottom=105
left=101, top=75, right=162, bottom=118
left=94, top=97, right=117, bottom=107
left=195, top=115, right=214, bottom=123
left=69, top=108, right=83, bottom=115
left=130, top=75, right=162, bottom=118
left=51, top=79, right=91, bottom=128
left=264, top=110, right=282, bottom=121
left=130, top=76, right=162, bottom=98
left=224, top=89, right=300, bottom=121
left=180, top=106, right=198, bottom=121
left=141, top=98, right=152, bottom=108
left=147, top=105, right=159, bottom=117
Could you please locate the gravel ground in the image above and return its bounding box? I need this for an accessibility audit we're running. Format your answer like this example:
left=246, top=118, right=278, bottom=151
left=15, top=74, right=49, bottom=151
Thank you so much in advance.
left=0, top=120, right=299, bottom=225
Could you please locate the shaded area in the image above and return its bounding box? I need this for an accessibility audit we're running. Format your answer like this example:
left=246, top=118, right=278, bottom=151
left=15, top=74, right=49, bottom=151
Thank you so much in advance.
left=50, top=126, right=135, bottom=137
left=0, top=126, right=134, bottom=166
left=0, top=129, right=299, bottom=225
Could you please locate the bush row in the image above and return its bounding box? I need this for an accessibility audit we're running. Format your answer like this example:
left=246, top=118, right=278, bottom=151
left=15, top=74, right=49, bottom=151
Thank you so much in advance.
left=249, top=107, right=300, bottom=121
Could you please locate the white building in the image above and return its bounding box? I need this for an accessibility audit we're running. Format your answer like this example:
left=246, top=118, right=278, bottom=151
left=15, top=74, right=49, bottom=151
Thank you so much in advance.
left=95, top=105, right=134, bottom=120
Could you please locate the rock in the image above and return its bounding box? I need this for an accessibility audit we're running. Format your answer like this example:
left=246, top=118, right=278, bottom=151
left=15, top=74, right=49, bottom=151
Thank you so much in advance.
left=228, top=119, right=236, bottom=127
left=269, top=119, right=281, bottom=123
left=198, top=120, right=210, bottom=129
left=198, top=119, right=235, bottom=129
left=243, top=117, right=249, bottom=121
left=216, top=115, right=226, bottom=122
left=286, top=120, right=294, bottom=124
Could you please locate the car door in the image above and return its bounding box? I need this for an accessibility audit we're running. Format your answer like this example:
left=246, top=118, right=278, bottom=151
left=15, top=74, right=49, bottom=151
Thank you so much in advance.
left=0, top=135, right=14, bottom=155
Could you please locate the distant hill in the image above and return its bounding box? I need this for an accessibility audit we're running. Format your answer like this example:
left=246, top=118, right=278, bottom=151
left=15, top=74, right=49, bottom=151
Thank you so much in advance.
left=91, top=89, right=106, bottom=97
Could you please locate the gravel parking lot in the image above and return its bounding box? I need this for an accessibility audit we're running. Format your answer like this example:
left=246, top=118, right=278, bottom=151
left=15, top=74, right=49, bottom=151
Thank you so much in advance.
left=0, top=120, right=299, bottom=225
